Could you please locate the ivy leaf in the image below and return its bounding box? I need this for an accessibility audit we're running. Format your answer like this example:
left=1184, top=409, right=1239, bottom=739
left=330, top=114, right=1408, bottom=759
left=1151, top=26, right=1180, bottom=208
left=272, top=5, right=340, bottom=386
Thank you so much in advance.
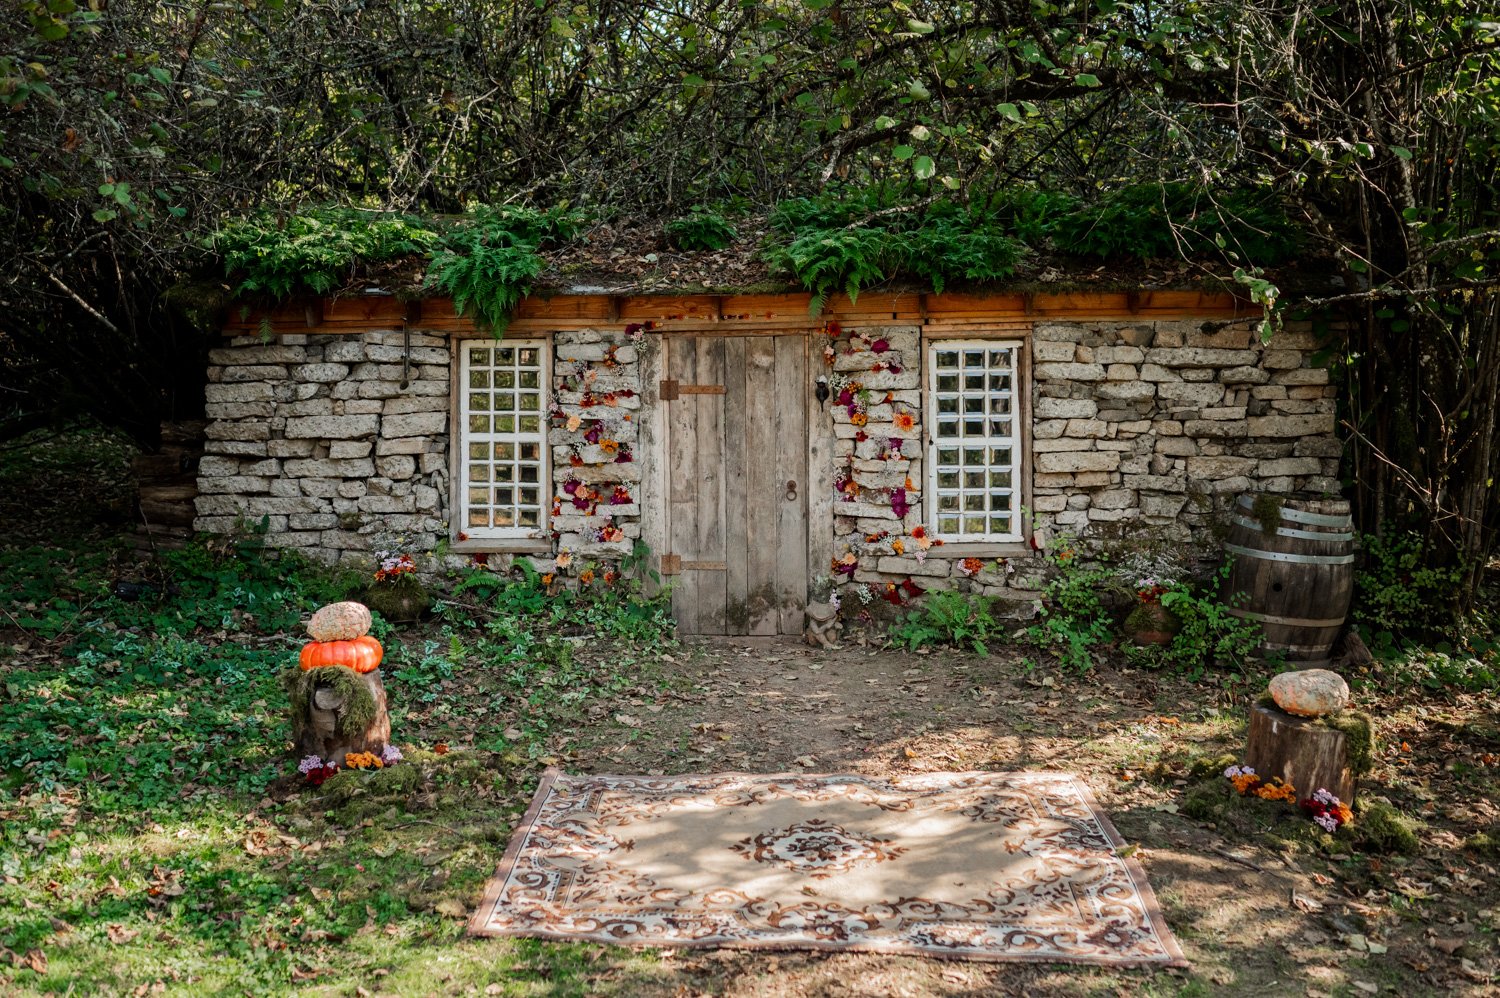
left=1391, top=146, right=1413, bottom=160
left=997, top=102, right=1022, bottom=123
left=912, top=155, right=935, bottom=180
left=1076, top=73, right=1103, bottom=87
left=893, top=145, right=914, bottom=160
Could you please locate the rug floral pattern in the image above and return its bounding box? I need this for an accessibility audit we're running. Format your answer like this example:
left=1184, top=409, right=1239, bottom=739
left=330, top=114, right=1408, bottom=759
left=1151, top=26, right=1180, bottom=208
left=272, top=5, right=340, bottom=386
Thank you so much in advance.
left=470, top=770, right=1186, bottom=966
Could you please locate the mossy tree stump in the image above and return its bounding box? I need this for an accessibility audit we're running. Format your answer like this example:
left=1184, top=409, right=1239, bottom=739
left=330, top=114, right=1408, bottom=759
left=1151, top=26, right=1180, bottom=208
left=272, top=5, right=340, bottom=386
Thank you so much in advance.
left=285, top=666, right=391, bottom=760
left=1246, top=704, right=1355, bottom=804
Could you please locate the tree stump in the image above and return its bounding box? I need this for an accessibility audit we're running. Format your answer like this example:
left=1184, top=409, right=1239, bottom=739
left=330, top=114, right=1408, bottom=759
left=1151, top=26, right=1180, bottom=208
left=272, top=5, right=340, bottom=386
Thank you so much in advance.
left=1246, top=704, right=1355, bottom=804
left=288, top=668, right=391, bottom=761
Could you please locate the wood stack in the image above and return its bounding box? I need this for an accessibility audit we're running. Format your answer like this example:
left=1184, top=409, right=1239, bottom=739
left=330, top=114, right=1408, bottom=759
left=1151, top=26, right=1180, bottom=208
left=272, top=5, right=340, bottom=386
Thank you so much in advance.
left=130, top=420, right=205, bottom=554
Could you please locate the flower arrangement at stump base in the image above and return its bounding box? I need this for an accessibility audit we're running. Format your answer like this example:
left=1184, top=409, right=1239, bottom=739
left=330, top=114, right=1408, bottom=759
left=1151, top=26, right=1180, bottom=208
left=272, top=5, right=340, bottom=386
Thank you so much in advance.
left=1123, top=577, right=1180, bottom=646
left=365, top=549, right=432, bottom=623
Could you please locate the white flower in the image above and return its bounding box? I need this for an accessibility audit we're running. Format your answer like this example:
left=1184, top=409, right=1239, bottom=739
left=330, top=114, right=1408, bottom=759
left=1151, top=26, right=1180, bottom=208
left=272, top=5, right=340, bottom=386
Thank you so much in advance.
left=381, top=744, right=403, bottom=765
left=298, top=755, right=325, bottom=774
left=1314, top=814, right=1338, bottom=833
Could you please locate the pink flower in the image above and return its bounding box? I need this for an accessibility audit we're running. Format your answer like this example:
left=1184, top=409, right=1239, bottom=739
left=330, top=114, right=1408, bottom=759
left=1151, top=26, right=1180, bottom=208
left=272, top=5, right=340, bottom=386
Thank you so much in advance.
left=563, top=479, right=580, bottom=495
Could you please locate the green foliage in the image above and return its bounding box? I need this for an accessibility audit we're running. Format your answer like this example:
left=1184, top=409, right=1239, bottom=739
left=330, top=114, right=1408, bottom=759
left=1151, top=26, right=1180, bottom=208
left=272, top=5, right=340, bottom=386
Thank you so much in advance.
left=1043, top=184, right=1301, bottom=262
left=1354, top=528, right=1467, bottom=646
left=1152, top=563, right=1265, bottom=679
left=1025, top=546, right=1117, bottom=672
left=765, top=188, right=1023, bottom=312
left=665, top=208, right=738, bottom=251
left=281, top=666, right=378, bottom=734
left=213, top=208, right=440, bottom=299
left=889, top=591, right=1001, bottom=655
left=1381, top=648, right=1500, bottom=693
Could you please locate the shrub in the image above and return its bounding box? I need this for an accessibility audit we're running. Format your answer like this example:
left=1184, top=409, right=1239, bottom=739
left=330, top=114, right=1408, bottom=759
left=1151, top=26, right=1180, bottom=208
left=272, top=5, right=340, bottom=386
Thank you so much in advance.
left=1354, top=527, right=1466, bottom=647
left=1025, top=544, right=1118, bottom=671
left=889, top=591, right=1001, bottom=655
left=665, top=208, right=738, bottom=251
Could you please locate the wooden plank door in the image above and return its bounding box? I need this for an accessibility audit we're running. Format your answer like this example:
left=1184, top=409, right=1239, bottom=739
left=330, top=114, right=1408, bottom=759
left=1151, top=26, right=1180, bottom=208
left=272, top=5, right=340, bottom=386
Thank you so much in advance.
left=663, top=335, right=809, bottom=635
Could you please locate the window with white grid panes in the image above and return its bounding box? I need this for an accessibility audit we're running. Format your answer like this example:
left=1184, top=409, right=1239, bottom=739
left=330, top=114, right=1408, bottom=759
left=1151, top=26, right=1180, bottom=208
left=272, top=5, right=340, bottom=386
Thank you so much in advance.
left=927, top=341, right=1023, bottom=542
left=459, top=340, right=549, bottom=538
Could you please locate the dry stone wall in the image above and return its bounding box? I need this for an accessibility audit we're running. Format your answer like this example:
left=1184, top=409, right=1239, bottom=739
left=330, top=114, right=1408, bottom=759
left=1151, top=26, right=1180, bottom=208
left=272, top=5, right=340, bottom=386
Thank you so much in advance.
left=197, top=330, right=451, bottom=564
left=826, top=316, right=1341, bottom=604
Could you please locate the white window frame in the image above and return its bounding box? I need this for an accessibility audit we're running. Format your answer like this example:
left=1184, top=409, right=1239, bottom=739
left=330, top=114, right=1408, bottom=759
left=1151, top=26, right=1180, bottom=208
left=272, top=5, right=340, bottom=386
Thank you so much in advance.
left=925, top=338, right=1024, bottom=543
left=457, top=338, right=552, bottom=540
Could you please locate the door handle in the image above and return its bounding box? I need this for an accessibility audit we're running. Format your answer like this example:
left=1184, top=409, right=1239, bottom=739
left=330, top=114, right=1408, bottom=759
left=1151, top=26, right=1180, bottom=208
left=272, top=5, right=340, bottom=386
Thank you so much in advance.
left=785, top=479, right=798, bottom=502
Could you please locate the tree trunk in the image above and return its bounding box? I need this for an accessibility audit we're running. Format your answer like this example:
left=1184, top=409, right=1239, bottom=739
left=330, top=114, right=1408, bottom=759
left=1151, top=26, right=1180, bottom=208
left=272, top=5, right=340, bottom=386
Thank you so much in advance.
left=290, top=669, right=392, bottom=761
left=1246, top=704, right=1355, bottom=805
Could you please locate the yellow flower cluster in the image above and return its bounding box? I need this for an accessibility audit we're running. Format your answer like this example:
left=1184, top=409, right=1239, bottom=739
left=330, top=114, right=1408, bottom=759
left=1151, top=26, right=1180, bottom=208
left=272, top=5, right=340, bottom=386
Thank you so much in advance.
left=344, top=752, right=384, bottom=770
left=1254, top=778, right=1296, bottom=802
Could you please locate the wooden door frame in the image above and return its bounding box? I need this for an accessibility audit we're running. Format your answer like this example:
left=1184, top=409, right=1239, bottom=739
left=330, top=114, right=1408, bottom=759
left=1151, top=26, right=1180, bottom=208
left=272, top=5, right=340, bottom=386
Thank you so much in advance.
left=649, top=330, right=816, bottom=636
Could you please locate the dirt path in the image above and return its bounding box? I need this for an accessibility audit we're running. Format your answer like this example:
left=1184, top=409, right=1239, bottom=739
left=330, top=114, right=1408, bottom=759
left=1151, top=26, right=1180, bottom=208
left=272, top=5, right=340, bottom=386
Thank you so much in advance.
left=540, top=637, right=1494, bottom=997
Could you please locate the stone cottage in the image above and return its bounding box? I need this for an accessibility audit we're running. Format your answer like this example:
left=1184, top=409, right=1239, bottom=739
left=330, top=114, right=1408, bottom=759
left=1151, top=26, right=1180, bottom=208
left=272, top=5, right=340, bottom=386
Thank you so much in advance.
left=197, top=289, right=1341, bottom=635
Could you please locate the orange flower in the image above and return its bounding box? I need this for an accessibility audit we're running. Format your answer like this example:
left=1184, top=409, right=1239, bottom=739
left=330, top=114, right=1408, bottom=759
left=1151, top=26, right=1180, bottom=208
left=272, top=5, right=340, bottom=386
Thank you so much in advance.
left=556, top=551, right=574, bottom=569
left=850, top=412, right=868, bottom=427
left=541, top=573, right=554, bottom=585
left=600, top=439, right=619, bottom=454
left=580, top=569, right=595, bottom=584
left=894, top=411, right=915, bottom=432
left=891, top=539, right=905, bottom=555
left=433, top=743, right=449, bottom=755
left=566, top=414, right=582, bottom=432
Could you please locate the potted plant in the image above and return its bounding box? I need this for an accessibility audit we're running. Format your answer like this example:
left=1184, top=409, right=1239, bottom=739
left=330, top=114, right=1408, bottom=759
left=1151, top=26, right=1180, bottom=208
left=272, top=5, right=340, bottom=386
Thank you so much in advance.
left=365, top=548, right=432, bottom=623
left=1123, top=576, right=1180, bottom=645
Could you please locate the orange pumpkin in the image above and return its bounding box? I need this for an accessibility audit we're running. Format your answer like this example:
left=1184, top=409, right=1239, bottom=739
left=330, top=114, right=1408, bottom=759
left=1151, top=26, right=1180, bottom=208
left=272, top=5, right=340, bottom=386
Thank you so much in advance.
left=299, top=635, right=383, bottom=673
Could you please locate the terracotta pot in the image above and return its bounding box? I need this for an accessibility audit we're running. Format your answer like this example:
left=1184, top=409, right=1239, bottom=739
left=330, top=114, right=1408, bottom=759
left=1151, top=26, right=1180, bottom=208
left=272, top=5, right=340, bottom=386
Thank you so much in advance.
left=1125, top=602, right=1180, bottom=647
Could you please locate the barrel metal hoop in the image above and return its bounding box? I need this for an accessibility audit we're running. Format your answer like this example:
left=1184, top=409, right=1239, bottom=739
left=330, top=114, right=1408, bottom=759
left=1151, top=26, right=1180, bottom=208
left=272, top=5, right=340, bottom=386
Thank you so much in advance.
left=1230, top=516, right=1354, bottom=543
left=1227, top=608, right=1347, bottom=628
left=1225, top=543, right=1355, bottom=566
left=1235, top=496, right=1353, bottom=528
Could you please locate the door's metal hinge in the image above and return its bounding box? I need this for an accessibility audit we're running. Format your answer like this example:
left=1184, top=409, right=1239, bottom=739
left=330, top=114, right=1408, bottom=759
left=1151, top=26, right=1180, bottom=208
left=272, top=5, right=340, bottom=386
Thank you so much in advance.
left=659, top=555, right=726, bottom=574
left=660, top=553, right=681, bottom=575
left=659, top=379, right=725, bottom=401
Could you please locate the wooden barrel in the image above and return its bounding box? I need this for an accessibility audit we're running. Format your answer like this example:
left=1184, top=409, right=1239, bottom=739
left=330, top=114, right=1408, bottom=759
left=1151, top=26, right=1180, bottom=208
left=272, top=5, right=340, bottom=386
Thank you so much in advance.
left=1223, top=494, right=1354, bottom=666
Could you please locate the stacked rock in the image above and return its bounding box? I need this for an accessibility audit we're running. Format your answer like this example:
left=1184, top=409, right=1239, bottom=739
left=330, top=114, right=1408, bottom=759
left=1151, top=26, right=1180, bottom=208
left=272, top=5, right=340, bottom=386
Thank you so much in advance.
left=1267, top=668, right=1350, bottom=717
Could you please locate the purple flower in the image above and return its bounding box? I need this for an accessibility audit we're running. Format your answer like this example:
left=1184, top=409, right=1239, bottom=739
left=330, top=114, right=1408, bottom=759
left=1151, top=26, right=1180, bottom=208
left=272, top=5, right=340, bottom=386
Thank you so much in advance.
left=890, top=487, right=909, bottom=518
left=563, top=479, right=580, bottom=496
left=1314, top=814, right=1338, bottom=833
left=837, top=389, right=854, bottom=407
left=888, top=438, right=903, bottom=454
left=584, top=423, right=602, bottom=444
left=871, top=338, right=890, bottom=354
left=381, top=744, right=403, bottom=765
left=298, top=755, right=325, bottom=775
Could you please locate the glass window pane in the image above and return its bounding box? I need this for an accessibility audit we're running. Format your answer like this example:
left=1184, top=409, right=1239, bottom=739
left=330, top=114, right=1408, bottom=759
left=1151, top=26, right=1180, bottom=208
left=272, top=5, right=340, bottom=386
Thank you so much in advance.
left=469, top=463, right=489, bottom=482
left=495, top=464, right=514, bottom=482
left=519, top=415, right=540, bottom=433
left=468, top=415, right=489, bottom=433
left=493, top=442, right=513, bottom=460
left=519, top=509, right=539, bottom=527
left=520, top=370, right=539, bottom=389
left=497, top=370, right=515, bottom=388
left=468, top=509, right=489, bottom=527
left=493, top=391, right=515, bottom=412
left=469, top=370, right=489, bottom=389
left=518, top=348, right=538, bottom=366
left=496, top=348, right=515, bottom=365
left=469, top=393, right=489, bottom=411
left=468, top=347, right=490, bottom=365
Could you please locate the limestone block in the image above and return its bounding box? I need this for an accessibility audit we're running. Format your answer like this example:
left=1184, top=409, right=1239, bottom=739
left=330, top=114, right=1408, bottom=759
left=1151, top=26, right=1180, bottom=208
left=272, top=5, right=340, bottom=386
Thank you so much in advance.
left=382, top=412, right=446, bottom=438
left=205, top=402, right=274, bottom=420
left=365, top=345, right=448, bottom=365
left=284, top=414, right=379, bottom=439
left=375, top=437, right=429, bottom=456
left=1035, top=398, right=1098, bottom=419
left=1146, top=347, right=1258, bottom=368
left=1117, top=325, right=1155, bottom=347
left=1294, top=437, right=1344, bottom=458
left=1033, top=419, right=1068, bottom=440
left=222, top=365, right=290, bottom=383
left=282, top=399, right=336, bottom=417
left=837, top=501, right=898, bottom=520
left=1091, top=489, right=1137, bottom=510
left=1096, top=346, right=1146, bottom=365
left=284, top=458, right=376, bottom=478
left=199, top=476, right=270, bottom=494
left=1155, top=437, right=1199, bottom=457
left=1288, top=386, right=1332, bottom=400
left=1155, top=420, right=1184, bottom=436
left=342, top=400, right=385, bottom=415
left=1117, top=420, right=1152, bottom=434
left=1064, top=419, right=1108, bottom=438
left=1140, top=495, right=1187, bottom=519
left=324, top=341, right=367, bottom=363
left=876, top=556, right=952, bottom=578
left=1095, top=381, right=1156, bottom=402
left=383, top=396, right=449, bottom=415
left=241, top=459, right=281, bottom=476
left=1105, top=364, right=1139, bottom=381
left=205, top=440, right=268, bottom=457
left=1200, top=406, right=1248, bottom=421
left=376, top=455, right=417, bottom=480
left=1034, top=322, right=1087, bottom=342
left=209, top=345, right=306, bottom=365
left=1247, top=414, right=1336, bottom=437
left=1034, top=362, right=1106, bottom=381
left=1157, top=382, right=1226, bottom=407
left=244, top=497, right=321, bottom=515
left=1123, top=473, right=1187, bottom=492
left=290, top=363, right=350, bottom=383
left=1139, top=364, right=1182, bottom=382
left=205, top=382, right=275, bottom=403
left=1033, top=473, right=1077, bottom=487
left=1258, top=457, right=1323, bottom=477
left=1182, top=420, right=1248, bottom=439
left=1035, top=451, right=1120, bottom=474
left=1220, top=365, right=1270, bottom=384
left=1261, top=350, right=1304, bottom=370
left=1033, top=437, right=1096, bottom=453
left=1031, top=494, right=1068, bottom=513
left=358, top=494, right=416, bottom=514
left=1152, top=326, right=1185, bottom=347
left=1032, top=340, right=1076, bottom=363
left=1186, top=455, right=1257, bottom=478
left=1184, top=323, right=1253, bottom=349
left=1274, top=368, right=1331, bottom=385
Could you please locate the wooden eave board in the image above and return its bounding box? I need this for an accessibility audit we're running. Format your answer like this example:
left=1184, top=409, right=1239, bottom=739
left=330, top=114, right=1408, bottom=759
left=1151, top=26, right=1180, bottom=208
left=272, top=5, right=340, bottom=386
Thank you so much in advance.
left=220, top=289, right=1250, bottom=337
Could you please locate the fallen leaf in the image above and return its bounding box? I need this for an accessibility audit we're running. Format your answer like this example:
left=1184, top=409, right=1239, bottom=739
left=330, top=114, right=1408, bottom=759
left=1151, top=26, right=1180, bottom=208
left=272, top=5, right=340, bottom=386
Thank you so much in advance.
left=1430, top=936, right=1466, bottom=955
left=20, top=949, right=46, bottom=974
left=1352, top=982, right=1378, bottom=994
left=1292, top=892, right=1325, bottom=913
left=107, top=924, right=139, bottom=944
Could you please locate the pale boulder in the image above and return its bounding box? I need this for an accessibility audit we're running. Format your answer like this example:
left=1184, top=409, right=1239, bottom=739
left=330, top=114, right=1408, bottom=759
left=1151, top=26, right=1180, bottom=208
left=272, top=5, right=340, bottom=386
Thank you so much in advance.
left=1268, top=668, right=1350, bottom=718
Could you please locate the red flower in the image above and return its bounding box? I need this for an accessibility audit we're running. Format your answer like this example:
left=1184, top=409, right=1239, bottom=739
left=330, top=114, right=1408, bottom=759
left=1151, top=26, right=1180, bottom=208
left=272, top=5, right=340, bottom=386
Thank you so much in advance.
left=901, top=578, right=923, bottom=598
left=871, top=338, right=890, bottom=354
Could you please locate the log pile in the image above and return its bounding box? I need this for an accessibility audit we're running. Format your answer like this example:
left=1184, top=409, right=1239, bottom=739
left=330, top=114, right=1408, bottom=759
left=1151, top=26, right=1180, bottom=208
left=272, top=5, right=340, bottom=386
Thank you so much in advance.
left=130, top=420, right=205, bottom=555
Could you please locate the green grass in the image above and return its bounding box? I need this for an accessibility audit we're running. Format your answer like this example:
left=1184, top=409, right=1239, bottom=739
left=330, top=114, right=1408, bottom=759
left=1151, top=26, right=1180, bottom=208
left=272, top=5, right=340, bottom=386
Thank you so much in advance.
left=0, top=428, right=677, bottom=995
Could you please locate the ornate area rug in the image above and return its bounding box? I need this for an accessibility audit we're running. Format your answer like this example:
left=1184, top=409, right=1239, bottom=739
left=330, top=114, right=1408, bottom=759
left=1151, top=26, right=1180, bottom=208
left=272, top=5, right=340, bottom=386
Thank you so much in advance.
left=469, top=770, right=1186, bottom=966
